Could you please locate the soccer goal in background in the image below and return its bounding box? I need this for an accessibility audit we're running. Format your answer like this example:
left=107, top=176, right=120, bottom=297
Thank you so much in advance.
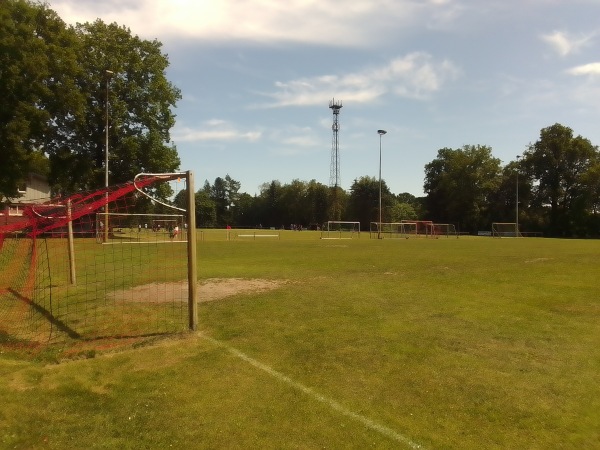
left=428, top=223, right=459, bottom=238
left=320, top=221, right=360, bottom=239
left=401, top=220, right=433, bottom=237
left=95, top=212, right=186, bottom=244
left=369, top=222, right=417, bottom=239
left=492, top=222, right=522, bottom=238
left=0, top=172, right=198, bottom=348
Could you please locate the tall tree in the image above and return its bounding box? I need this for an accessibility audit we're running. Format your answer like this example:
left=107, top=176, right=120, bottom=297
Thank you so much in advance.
left=232, top=192, right=257, bottom=227
left=280, top=179, right=309, bottom=227
left=193, top=180, right=216, bottom=227
left=396, top=192, right=424, bottom=219
left=306, top=180, right=330, bottom=227
left=48, top=19, right=181, bottom=194
left=208, top=175, right=240, bottom=226
left=523, top=123, right=599, bottom=236
left=257, top=180, right=283, bottom=228
left=424, top=145, right=502, bottom=232
left=1, top=2, right=181, bottom=201
left=390, top=201, right=417, bottom=222
left=0, top=0, right=81, bottom=201
left=580, top=162, right=600, bottom=235
left=347, top=176, right=392, bottom=231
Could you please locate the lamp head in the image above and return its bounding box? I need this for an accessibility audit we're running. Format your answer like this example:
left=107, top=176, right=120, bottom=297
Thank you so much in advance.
left=377, top=130, right=387, bottom=135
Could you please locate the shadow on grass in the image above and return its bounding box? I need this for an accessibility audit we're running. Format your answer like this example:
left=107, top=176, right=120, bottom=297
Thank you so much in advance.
left=7, top=288, right=81, bottom=339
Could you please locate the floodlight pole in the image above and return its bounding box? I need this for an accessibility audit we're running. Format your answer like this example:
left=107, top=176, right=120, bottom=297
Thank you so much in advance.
left=104, top=69, right=114, bottom=243
left=377, top=129, right=387, bottom=239
left=516, top=155, right=520, bottom=237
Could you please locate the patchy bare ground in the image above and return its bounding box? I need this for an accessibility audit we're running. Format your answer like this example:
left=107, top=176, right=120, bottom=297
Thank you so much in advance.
left=108, top=278, right=287, bottom=303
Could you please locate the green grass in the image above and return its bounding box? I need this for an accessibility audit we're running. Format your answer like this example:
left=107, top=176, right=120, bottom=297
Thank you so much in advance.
left=1, top=233, right=599, bottom=448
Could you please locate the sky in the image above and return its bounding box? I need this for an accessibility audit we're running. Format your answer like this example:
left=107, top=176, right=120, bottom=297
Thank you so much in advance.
left=49, top=0, right=600, bottom=197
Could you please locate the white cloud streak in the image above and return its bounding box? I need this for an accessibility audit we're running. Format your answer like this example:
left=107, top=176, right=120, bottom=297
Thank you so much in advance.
left=173, top=121, right=262, bottom=142
left=567, top=62, right=600, bottom=76
left=257, top=53, right=460, bottom=108
left=541, top=30, right=595, bottom=57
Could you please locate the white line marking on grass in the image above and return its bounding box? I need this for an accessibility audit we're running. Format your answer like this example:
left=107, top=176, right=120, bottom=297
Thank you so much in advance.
left=200, top=334, right=423, bottom=449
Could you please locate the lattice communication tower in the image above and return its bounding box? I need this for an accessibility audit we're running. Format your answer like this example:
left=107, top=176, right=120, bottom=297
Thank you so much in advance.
left=329, top=99, right=343, bottom=188
left=328, top=99, right=343, bottom=220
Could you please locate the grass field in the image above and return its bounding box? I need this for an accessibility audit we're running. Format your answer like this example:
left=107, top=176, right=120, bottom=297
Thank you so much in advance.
left=1, top=231, right=599, bottom=448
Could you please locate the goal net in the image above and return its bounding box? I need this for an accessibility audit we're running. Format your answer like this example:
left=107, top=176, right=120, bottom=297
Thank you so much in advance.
left=401, top=220, right=433, bottom=237
left=0, top=172, right=197, bottom=350
left=370, top=222, right=417, bottom=239
left=96, top=213, right=186, bottom=243
left=428, top=223, right=458, bottom=238
left=320, top=221, right=360, bottom=239
left=492, top=222, right=521, bottom=238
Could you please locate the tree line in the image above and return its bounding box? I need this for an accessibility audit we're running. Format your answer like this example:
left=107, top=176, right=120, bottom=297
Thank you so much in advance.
left=425, top=124, right=600, bottom=237
left=3, top=2, right=600, bottom=238
left=180, top=123, right=600, bottom=238
left=173, top=175, right=419, bottom=231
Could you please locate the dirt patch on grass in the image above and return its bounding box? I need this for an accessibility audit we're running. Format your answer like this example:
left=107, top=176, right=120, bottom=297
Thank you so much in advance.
left=109, top=278, right=287, bottom=304
left=199, top=278, right=286, bottom=302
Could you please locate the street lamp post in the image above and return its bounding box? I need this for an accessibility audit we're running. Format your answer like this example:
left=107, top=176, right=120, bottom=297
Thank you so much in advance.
left=515, top=155, right=520, bottom=237
left=377, top=129, right=387, bottom=239
left=104, top=70, right=114, bottom=243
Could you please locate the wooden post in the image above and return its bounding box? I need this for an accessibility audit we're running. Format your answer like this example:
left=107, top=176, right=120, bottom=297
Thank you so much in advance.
left=67, top=200, right=77, bottom=285
left=186, top=170, right=198, bottom=331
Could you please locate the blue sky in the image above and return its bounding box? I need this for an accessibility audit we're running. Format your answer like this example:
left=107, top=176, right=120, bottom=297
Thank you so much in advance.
left=50, top=0, right=600, bottom=197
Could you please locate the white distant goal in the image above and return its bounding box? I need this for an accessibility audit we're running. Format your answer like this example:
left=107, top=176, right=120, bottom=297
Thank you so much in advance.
left=370, top=222, right=417, bottom=239
left=321, top=221, right=360, bottom=239
left=492, top=222, right=521, bottom=237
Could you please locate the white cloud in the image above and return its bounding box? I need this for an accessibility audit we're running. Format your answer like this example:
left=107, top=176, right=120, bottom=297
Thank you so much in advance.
left=49, top=0, right=457, bottom=46
left=541, top=30, right=595, bottom=57
left=280, top=135, right=319, bottom=147
left=567, top=62, right=600, bottom=76
left=268, top=125, right=320, bottom=148
left=256, top=53, right=460, bottom=108
left=173, top=121, right=262, bottom=142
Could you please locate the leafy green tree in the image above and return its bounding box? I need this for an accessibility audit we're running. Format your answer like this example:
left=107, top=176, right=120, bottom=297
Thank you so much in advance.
left=280, top=179, right=308, bottom=227
left=396, top=192, right=424, bottom=219
left=396, top=192, right=416, bottom=205
left=0, top=0, right=81, bottom=201
left=347, top=176, right=392, bottom=230
left=208, top=175, right=240, bottom=226
left=48, top=19, right=181, bottom=194
left=424, top=145, right=502, bottom=232
left=194, top=181, right=216, bottom=227
left=232, top=192, right=257, bottom=227
left=211, top=177, right=228, bottom=226
left=523, top=123, right=599, bottom=236
left=580, top=162, right=600, bottom=235
left=306, top=180, right=330, bottom=227
left=1, top=1, right=181, bottom=202
left=390, top=201, right=417, bottom=222
left=257, top=180, right=284, bottom=228
left=488, top=160, right=520, bottom=222
left=582, top=163, right=600, bottom=215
